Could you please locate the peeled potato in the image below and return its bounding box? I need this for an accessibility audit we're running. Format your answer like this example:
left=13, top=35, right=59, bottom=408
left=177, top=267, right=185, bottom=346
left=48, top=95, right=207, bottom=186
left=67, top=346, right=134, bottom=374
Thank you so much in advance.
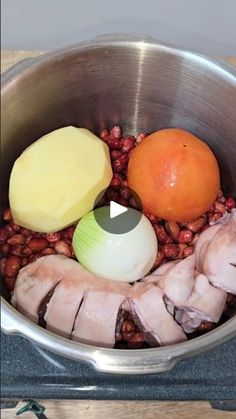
left=9, top=126, right=112, bottom=232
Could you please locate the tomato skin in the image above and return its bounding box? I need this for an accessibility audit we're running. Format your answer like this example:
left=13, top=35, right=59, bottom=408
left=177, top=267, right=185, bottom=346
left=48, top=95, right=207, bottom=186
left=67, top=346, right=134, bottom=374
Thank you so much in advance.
left=128, top=128, right=220, bottom=222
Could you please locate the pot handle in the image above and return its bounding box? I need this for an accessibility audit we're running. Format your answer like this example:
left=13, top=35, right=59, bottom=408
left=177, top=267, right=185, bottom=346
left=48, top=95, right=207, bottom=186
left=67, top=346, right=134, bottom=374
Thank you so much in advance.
left=92, top=351, right=178, bottom=374
left=1, top=298, right=22, bottom=333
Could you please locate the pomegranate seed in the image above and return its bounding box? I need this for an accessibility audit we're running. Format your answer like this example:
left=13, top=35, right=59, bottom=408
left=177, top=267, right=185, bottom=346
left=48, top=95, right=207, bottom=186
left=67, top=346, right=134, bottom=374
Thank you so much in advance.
left=107, top=138, right=121, bottom=150
left=182, top=246, right=194, bottom=258
left=110, top=125, right=122, bottom=139
left=29, top=238, right=48, bottom=252
left=54, top=240, right=72, bottom=257
left=3, top=208, right=12, bottom=221
left=225, top=197, right=235, bottom=210
left=5, top=277, right=16, bottom=291
left=217, top=189, right=224, bottom=198
left=99, top=129, right=110, bottom=141
left=120, top=136, right=136, bottom=153
left=136, top=132, right=146, bottom=144
left=178, top=229, right=193, bottom=244
left=4, top=255, right=21, bottom=278
left=109, top=176, right=121, bottom=189
left=46, top=232, right=61, bottom=243
left=162, top=244, right=179, bottom=258
left=110, top=150, right=122, bottom=160
left=120, top=187, right=131, bottom=200
left=7, top=234, right=25, bottom=246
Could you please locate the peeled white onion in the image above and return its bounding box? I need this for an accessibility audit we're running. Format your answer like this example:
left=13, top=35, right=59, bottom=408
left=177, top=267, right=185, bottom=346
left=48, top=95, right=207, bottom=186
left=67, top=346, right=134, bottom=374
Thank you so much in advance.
left=72, top=207, right=158, bottom=282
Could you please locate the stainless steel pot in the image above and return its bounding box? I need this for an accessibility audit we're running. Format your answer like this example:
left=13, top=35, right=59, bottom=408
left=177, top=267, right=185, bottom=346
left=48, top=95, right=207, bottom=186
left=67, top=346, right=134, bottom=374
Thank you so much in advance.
left=1, top=34, right=236, bottom=374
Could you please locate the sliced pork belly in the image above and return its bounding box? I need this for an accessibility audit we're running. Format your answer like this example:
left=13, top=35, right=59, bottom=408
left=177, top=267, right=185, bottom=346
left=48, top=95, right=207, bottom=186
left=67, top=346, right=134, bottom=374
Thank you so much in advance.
left=44, top=276, right=85, bottom=338
left=195, top=224, right=222, bottom=272
left=203, top=210, right=236, bottom=294
left=72, top=290, right=126, bottom=347
left=129, top=283, right=186, bottom=346
left=175, top=273, right=227, bottom=333
left=142, top=261, right=178, bottom=285
left=11, top=255, right=72, bottom=322
left=159, top=255, right=196, bottom=306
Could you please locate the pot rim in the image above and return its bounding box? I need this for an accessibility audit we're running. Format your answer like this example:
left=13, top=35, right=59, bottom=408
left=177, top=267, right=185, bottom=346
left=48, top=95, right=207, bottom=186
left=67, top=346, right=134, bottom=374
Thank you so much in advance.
left=1, top=34, right=236, bottom=374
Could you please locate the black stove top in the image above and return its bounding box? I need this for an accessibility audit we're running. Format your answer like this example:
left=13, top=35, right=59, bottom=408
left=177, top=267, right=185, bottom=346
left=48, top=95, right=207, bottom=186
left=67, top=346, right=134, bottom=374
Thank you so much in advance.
left=1, top=333, right=236, bottom=404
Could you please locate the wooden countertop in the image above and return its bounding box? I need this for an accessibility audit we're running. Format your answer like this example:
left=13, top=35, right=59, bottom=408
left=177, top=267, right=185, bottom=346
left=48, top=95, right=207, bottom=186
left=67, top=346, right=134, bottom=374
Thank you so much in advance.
left=1, top=51, right=236, bottom=419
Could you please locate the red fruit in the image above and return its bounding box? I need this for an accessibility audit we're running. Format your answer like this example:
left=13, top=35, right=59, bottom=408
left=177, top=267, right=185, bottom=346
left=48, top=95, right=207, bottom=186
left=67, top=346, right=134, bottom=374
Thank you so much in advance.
left=128, top=128, right=220, bottom=222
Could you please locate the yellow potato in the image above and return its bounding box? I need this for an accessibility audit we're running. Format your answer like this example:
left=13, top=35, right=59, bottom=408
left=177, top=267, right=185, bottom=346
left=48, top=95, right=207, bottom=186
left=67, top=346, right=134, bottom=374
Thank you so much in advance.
left=9, top=126, right=112, bottom=232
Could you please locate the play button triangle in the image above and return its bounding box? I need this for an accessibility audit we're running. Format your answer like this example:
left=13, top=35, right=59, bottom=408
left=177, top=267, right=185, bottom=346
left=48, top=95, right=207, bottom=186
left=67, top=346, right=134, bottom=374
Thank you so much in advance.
left=110, top=201, right=128, bottom=219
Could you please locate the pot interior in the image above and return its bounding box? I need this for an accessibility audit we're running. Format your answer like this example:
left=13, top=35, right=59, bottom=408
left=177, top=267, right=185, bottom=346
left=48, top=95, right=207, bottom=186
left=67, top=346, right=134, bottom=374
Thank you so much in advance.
left=1, top=41, right=236, bottom=331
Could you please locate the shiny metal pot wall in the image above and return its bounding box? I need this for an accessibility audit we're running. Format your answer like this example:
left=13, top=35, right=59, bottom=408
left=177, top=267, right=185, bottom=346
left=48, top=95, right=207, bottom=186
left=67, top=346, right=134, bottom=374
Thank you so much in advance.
left=1, top=34, right=236, bottom=374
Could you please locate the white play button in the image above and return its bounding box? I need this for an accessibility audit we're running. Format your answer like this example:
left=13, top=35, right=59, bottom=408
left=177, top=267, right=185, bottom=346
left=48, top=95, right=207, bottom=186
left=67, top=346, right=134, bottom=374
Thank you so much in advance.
left=110, top=201, right=128, bottom=219
left=93, top=187, right=143, bottom=234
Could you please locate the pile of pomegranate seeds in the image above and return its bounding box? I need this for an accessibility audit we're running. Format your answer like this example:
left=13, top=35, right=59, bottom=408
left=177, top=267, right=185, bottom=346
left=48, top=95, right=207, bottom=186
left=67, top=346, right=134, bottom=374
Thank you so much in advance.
left=0, top=125, right=235, bottom=345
